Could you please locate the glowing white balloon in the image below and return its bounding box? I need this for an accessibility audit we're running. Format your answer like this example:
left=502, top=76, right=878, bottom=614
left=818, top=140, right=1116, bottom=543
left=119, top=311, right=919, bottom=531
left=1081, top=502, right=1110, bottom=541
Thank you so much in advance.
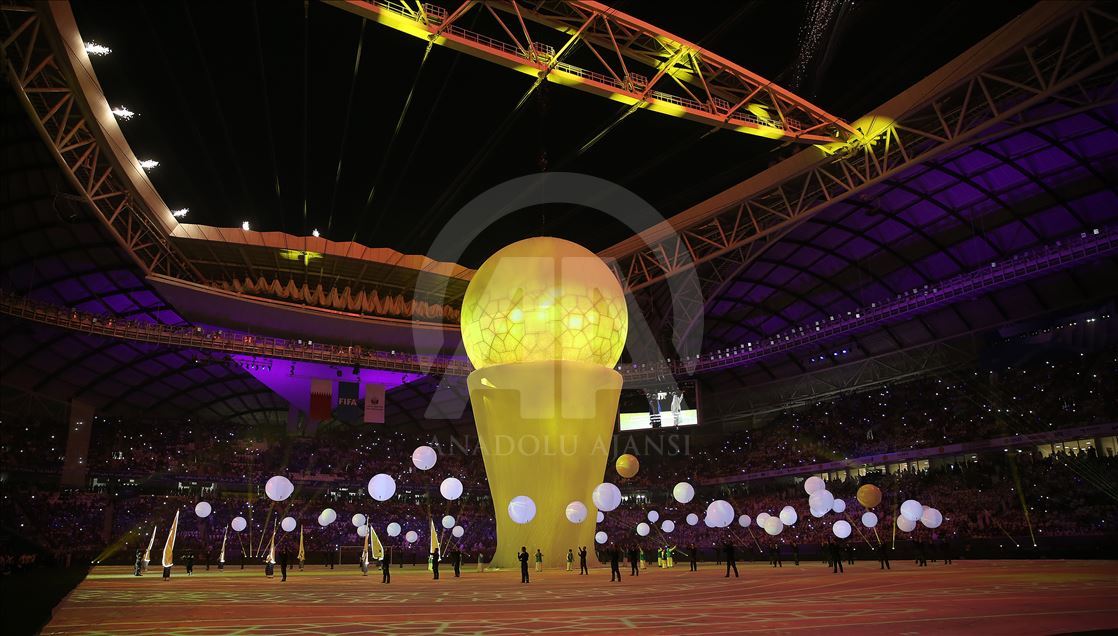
left=672, top=482, right=695, bottom=504
left=565, top=501, right=588, bottom=524
left=387, top=522, right=401, bottom=537
left=368, top=474, right=396, bottom=501
left=833, top=520, right=852, bottom=539
left=592, top=483, right=622, bottom=512
left=900, top=499, right=923, bottom=522
left=832, top=499, right=846, bottom=514
left=452, top=525, right=464, bottom=538
left=661, top=520, right=675, bottom=533
left=439, top=477, right=463, bottom=501
left=318, top=508, right=337, bottom=526
left=804, top=476, right=825, bottom=495
left=810, top=506, right=827, bottom=519
left=808, top=489, right=834, bottom=513
left=281, top=516, right=297, bottom=532
left=231, top=516, right=247, bottom=532
left=705, top=500, right=734, bottom=528
left=921, top=507, right=943, bottom=529
left=265, top=475, right=294, bottom=502
left=411, top=445, right=437, bottom=470
left=636, top=522, right=650, bottom=537
left=357, top=525, right=369, bottom=537
left=351, top=513, right=366, bottom=527
left=194, top=501, right=212, bottom=518
left=764, top=516, right=784, bottom=536
left=862, top=512, right=879, bottom=528
left=686, top=513, right=699, bottom=526
left=508, top=495, right=537, bottom=524
left=595, top=531, right=608, bottom=544
left=738, top=514, right=752, bottom=528
left=897, top=515, right=917, bottom=532
left=756, top=512, right=771, bottom=527
left=441, top=515, right=455, bottom=529
left=405, top=530, right=418, bottom=543
left=647, top=510, right=660, bottom=523
left=596, top=510, right=605, bottom=523
left=779, top=505, right=798, bottom=526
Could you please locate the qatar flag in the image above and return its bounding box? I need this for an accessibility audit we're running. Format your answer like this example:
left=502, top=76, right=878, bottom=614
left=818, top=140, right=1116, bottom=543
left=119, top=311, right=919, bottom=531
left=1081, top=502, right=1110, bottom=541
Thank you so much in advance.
left=310, top=379, right=333, bottom=422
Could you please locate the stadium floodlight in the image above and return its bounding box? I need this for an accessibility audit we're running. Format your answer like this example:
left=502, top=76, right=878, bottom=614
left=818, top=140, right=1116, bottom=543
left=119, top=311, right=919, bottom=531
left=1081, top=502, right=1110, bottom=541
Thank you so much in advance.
left=138, top=159, right=159, bottom=170
left=171, top=208, right=188, bottom=218
left=84, top=41, right=111, bottom=56
left=111, top=106, right=135, bottom=120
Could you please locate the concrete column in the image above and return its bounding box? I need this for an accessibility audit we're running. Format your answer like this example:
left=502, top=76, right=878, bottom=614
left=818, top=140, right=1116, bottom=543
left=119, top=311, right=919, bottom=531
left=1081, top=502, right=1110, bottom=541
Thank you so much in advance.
left=60, top=401, right=94, bottom=487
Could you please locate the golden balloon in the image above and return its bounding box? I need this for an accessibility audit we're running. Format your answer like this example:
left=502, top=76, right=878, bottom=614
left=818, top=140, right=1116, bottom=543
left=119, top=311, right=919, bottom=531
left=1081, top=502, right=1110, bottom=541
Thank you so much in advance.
left=615, top=454, right=640, bottom=479
left=857, top=484, right=882, bottom=509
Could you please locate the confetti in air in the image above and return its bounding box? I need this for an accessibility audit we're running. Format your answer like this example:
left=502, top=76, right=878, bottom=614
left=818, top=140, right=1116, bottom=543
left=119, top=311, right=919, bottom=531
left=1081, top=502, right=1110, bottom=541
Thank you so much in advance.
left=84, top=41, right=111, bottom=56
left=791, top=0, right=849, bottom=91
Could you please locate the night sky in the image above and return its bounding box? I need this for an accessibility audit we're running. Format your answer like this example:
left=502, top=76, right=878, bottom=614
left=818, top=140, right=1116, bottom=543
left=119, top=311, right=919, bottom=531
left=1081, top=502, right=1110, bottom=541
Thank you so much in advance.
left=71, top=0, right=1034, bottom=268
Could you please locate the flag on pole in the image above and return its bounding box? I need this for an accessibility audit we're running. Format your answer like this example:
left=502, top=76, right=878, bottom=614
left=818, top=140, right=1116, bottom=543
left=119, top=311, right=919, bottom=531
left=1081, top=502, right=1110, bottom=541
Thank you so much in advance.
left=297, top=526, right=305, bottom=563
left=162, top=511, right=179, bottom=568
left=361, top=522, right=370, bottom=570
left=266, top=522, right=277, bottom=565
left=371, top=526, right=384, bottom=561
left=363, top=383, right=385, bottom=423
left=143, top=525, right=157, bottom=568
left=429, top=518, right=440, bottom=560
left=310, top=379, right=333, bottom=421
left=219, top=527, right=228, bottom=564
left=336, top=381, right=362, bottom=422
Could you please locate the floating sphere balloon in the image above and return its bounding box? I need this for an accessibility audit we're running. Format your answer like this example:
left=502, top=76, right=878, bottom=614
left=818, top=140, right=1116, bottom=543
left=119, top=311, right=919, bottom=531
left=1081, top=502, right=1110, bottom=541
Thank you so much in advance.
left=439, top=477, right=463, bottom=501
left=808, top=489, right=834, bottom=513
left=596, top=510, right=605, bottom=523
left=357, top=525, right=369, bottom=537
left=662, top=520, right=675, bottom=533
left=405, top=530, right=418, bottom=543
left=368, top=474, right=396, bottom=501
left=281, top=516, right=297, bottom=532
left=265, top=475, right=294, bottom=502
left=351, top=513, right=366, bottom=528
left=452, top=525, right=464, bottom=538
left=595, top=531, right=608, bottom=544
left=804, top=476, right=825, bottom=495
left=862, top=512, right=878, bottom=528
left=615, top=453, right=640, bottom=479
left=764, top=517, right=784, bottom=536
left=900, top=499, right=923, bottom=522
left=411, top=445, right=437, bottom=470
left=738, top=514, right=752, bottom=528
left=387, top=522, right=401, bottom=537
left=706, top=500, right=734, bottom=528
left=921, top=507, right=943, bottom=529
left=686, top=513, right=699, bottom=526
left=647, top=510, right=659, bottom=523
left=672, top=482, right=695, bottom=504
left=857, top=484, right=882, bottom=508
left=231, top=516, right=247, bottom=532
left=897, top=515, right=917, bottom=532
left=441, top=515, right=455, bottom=529
left=592, top=483, right=622, bottom=512
left=703, top=516, right=716, bottom=528
left=508, top=495, right=537, bottom=524
left=636, top=522, right=650, bottom=537
left=319, top=508, right=337, bottom=526
left=756, top=512, right=771, bottom=527
left=832, top=499, right=846, bottom=514
left=779, top=505, right=798, bottom=526
left=194, top=501, right=212, bottom=518
left=810, top=506, right=827, bottom=519
left=833, top=520, right=852, bottom=539
left=566, top=501, right=588, bottom=524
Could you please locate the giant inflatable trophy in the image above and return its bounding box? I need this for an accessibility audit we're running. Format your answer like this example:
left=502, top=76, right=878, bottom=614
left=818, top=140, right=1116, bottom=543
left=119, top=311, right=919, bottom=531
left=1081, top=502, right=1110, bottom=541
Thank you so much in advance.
left=462, top=237, right=627, bottom=569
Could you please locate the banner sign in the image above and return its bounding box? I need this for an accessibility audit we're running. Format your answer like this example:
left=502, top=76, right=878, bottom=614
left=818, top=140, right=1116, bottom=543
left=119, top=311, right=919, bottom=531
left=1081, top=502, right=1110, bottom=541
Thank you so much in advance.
left=364, top=383, right=385, bottom=423
left=310, top=379, right=333, bottom=422
left=335, top=382, right=362, bottom=423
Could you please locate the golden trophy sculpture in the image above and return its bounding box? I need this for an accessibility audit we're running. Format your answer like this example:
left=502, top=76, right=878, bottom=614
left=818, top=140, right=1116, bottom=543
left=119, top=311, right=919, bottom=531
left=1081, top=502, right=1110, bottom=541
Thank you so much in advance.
left=462, top=237, right=628, bottom=569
